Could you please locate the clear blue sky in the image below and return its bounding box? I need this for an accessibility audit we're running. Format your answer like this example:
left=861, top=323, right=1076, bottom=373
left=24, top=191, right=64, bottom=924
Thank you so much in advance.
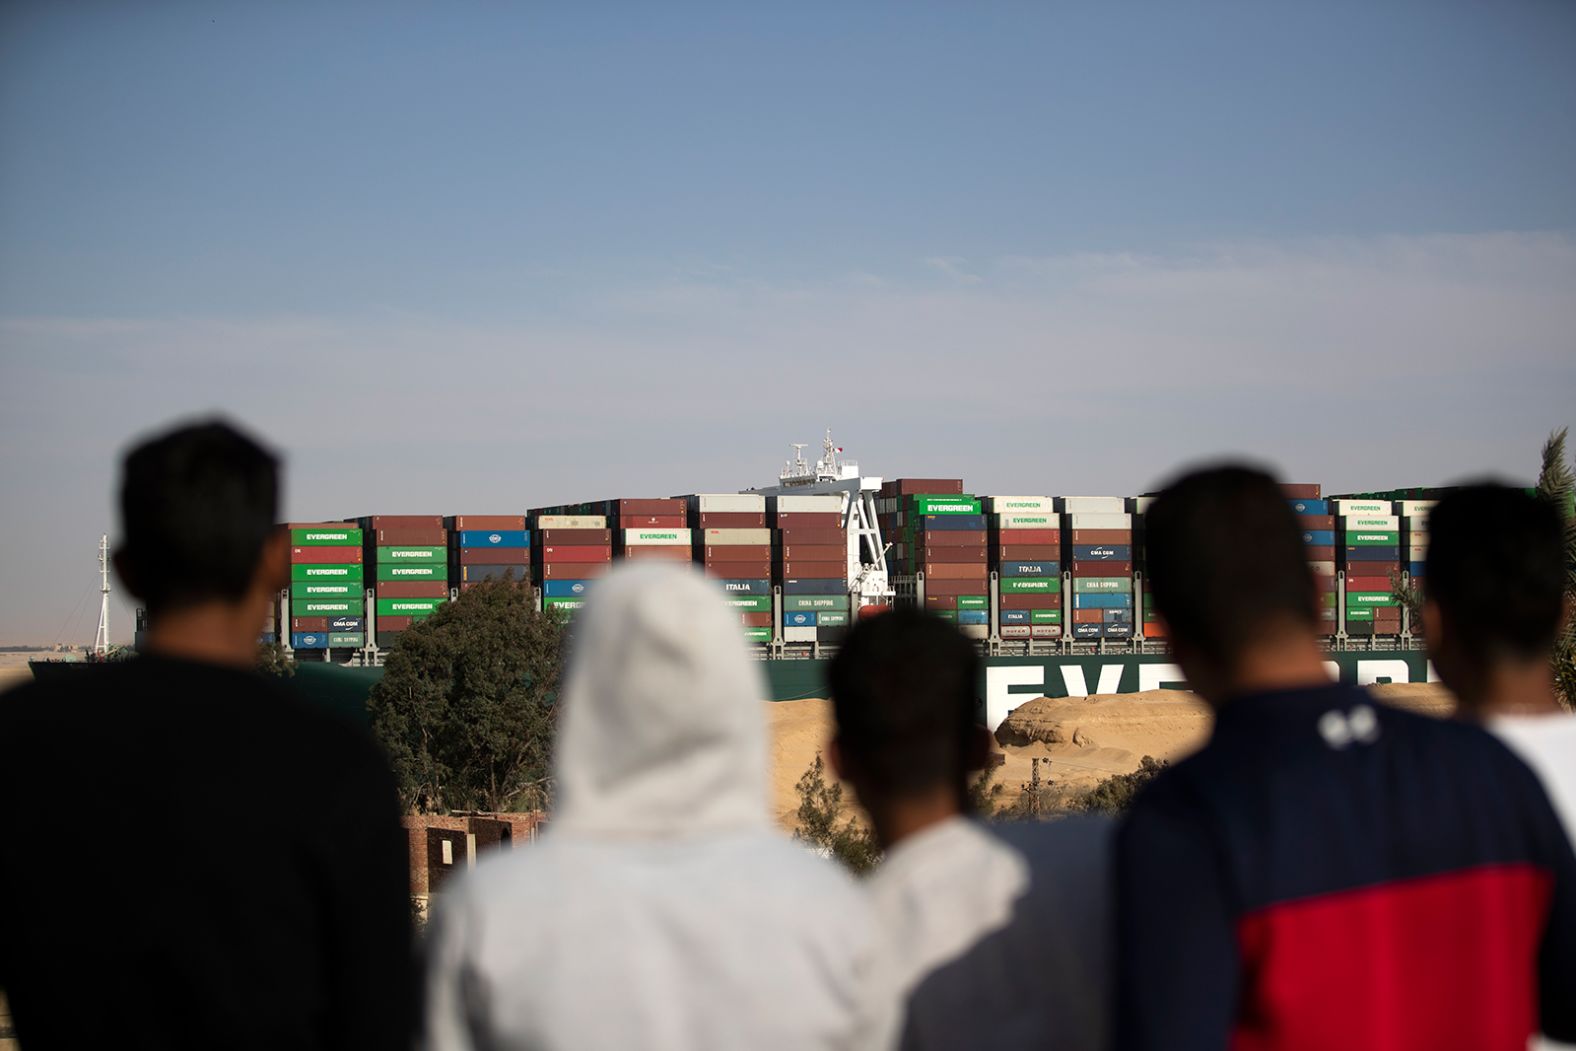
left=2, top=1, right=1574, bottom=642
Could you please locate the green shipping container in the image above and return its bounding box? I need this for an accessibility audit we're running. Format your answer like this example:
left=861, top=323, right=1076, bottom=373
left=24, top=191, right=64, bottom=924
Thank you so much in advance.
left=722, top=596, right=774, bottom=613
left=291, top=563, right=364, bottom=583
left=291, top=598, right=364, bottom=616
left=1345, top=607, right=1374, bottom=622
left=376, top=563, right=446, bottom=581
left=742, top=627, right=772, bottom=642
left=1320, top=591, right=1338, bottom=608
left=293, top=582, right=358, bottom=599
left=955, top=595, right=988, bottom=611
left=1000, top=578, right=1060, bottom=594
left=375, top=597, right=446, bottom=617
left=1031, top=609, right=1062, bottom=625
left=1347, top=591, right=1399, bottom=606
left=783, top=595, right=848, bottom=612
left=1073, top=577, right=1133, bottom=593
left=291, top=527, right=363, bottom=546
left=544, top=597, right=586, bottom=611
left=815, top=611, right=850, bottom=627
left=932, top=609, right=958, bottom=622
left=1344, top=532, right=1399, bottom=546
left=376, top=545, right=446, bottom=563
left=909, top=496, right=982, bottom=515
left=327, top=632, right=365, bottom=647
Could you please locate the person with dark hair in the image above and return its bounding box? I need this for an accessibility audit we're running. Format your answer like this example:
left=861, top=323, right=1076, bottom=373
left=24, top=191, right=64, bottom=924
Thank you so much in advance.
left=828, top=608, right=1111, bottom=1050
left=0, top=419, right=415, bottom=1050
left=1116, top=464, right=1576, bottom=1051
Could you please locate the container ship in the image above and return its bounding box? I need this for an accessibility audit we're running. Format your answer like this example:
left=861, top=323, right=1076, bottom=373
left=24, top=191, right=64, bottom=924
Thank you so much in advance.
left=215, top=432, right=1444, bottom=717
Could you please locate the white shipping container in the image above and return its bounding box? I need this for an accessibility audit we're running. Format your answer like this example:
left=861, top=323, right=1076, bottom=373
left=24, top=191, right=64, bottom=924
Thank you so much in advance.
left=1000, top=625, right=1032, bottom=639
left=774, top=494, right=843, bottom=513
left=1342, top=516, right=1400, bottom=530
left=959, top=624, right=989, bottom=640
left=784, top=626, right=817, bottom=643
left=985, top=495, right=1056, bottom=513
left=703, top=528, right=772, bottom=545
left=1398, top=501, right=1436, bottom=517
left=996, top=513, right=1061, bottom=530
left=1068, top=512, right=1132, bottom=530
left=694, top=493, right=766, bottom=513
left=536, top=515, right=607, bottom=529
left=622, top=528, right=693, bottom=546
left=1030, top=624, right=1063, bottom=639
left=1059, top=496, right=1126, bottom=514
left=1132, top=496, right=1157, bottom=514
left=1330, top=500, right=1391, bottom=516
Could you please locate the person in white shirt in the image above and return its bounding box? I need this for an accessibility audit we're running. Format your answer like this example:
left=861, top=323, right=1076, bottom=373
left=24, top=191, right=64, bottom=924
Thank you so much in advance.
left=826, top=608, right=1111, bottom=1050
left=422, top=563, right=894, bottom=1051
left=1423, top=482, right=1576, bottom=1050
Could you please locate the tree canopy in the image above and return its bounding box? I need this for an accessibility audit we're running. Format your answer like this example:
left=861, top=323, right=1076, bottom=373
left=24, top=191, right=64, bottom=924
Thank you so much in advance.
left=1537, top=427, right=1576, bottom=709
left=367, top=579, right=565, bottom=814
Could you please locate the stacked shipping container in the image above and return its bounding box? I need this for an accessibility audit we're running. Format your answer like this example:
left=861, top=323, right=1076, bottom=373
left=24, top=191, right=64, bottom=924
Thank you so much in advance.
left=360, top=515, right=448, bottom=649
left=287, top=522, right=366, bottom=653
left=1130, top=496, right=1162, bottom=642
left=532, top=510, right=612, bottom=616
left=986, top=496, right=1062, bottom=642
left=1059, top=497, right=1133, bottom=640
left=772, top=493, right=848, bottom=644
left=607, top=499, right=692, bottom=565
left=1399, top=500, right=1433, bottom=601
left=688, top=494, right=773, bottom=640
left=447, top=516, right=530, bottom=592
left=1286, top=484, right=1338, bottom=636
left=1331, top=499, right=1402, bottom=637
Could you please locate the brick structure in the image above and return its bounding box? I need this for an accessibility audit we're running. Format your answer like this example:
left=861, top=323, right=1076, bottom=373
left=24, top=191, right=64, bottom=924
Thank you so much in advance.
left=400, top=812, right=548, bottom=899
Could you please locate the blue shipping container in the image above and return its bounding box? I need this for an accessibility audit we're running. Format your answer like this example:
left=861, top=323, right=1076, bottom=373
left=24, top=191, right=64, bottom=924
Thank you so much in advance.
left=715, top=578, right=772, bottom=595
left=781, top=578, right=850, bottom=595
left=259, top=632, right=277, bottom=644
left=785, top=611, right=818, bottom=627
left=457, top=529, right=530, bottom=549
left=1408, top=561, right=1426, bottom=576
left=1288, top=499, right=1329, bottom=515
left=291, top=632, right=328, bottom=649
left=957, top=610, right=988, bottom=625
left=999, top=561, right=1059, bottom=577
left=1001, top=609, right=1030, bottom=625
left=1072, top=622, right=1103, bottom=639
left=917, top=514, right=988, bottom=531
left=1103, top=609, right=1133, bottom=625
left=1072, top=545, right=1131, bottom=561
left=542, top=580, right=593, bottom=597
left=1302, top=530, right=1335, bottom=546
left=1073, top=594, right=1134, bottom=610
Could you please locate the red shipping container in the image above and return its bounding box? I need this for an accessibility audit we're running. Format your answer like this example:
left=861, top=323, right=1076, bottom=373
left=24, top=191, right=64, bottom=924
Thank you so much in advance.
left=1297, top=515, right=1336, bottom=530
left=378, top=616, right=415, bottom=630
left=917, top=530, right=988, bottom=546
left=923, top=564, right=989, bottom=581
left=364, top=515, right=444, bottom=529
left=539, top=529, right=613, bottom=545
left=448, top=515, right=525, bottom=530
left=917, top=547, right=988, bottom=563
left=740, top=612, right=772, bottom=628
left=377, top=581, right=448, bottom=598
left=774, top=512, right=843, bottom=528
left=291, top=546, right=363, bottom=564
left=286, top=521, right=350, bottom=531
left=377, top=528, right=448, bottom=545
left=1072, top=561, right=1132, bottom=575
left=620, top=515, right=688, bottom=528
left=778, top=560, right=845, bottom=579
left=541, top=546, right=613, bottom=563
left=994, top=545, right=1060, bottom=560
left=618, top=498, right=686, bottom=516
left=541, top=562, right=613, bottom=579
left=991, top=528, right=1060, bottom=545
left=705, top=548, right=772, bottom=565
left=779, top=545, right=845, bottom=562
left=777, top=528, right=847, bottom=545
left=458, top=548, right=530, bottom=565
left=1282, top=483, right=1322, bottom=499
left=1345, top=576, right=1394, bottom=593
left=461, top=579, right=528, bottom=591
left=291, top=617, right=330, bottom=631
left=1142, top=622, right=1168, bottom=639
left=922, top=579, right=982, bottom=596
left=705, top=561, right=772, bottom=579
left=1001, top=594, right=1062, bottom=609
left=620, top=547, right=692, bottom=561
left=697, top=512, right=768, bottom=527
left=885, top=478, right=964, bottom=496
left=1073, top=609, right=1105, bottom=624
left=1306, top=546, right=1335, bottom=561
left=1069, top=529, right=1132, bottom=544
left=923, top=595, right=958, bottom=610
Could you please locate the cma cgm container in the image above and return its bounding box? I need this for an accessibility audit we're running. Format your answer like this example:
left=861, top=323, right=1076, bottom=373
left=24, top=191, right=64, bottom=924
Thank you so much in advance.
left=1058, top=497, right=1133, bottom=641
left=286, top=523, right=365, bottom=652
left=771, top=493, right=848, bottom=644
left=986, top=496, right=1062, bottom=640
left=1331, top=500, right=1402, bottom=637
left=357, top=515, right=447, bottom=649
left=687, top=494, right=773, bottom=640
left=1286, top=484, right=1337, bottom=636
left=446, top=515, right=530, bottom=591
left=532, top=510, right=612, bottom=617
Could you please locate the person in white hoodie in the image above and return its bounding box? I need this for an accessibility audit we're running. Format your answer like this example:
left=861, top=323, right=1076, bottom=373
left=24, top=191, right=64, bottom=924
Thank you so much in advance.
left=826, top=608, right=1112, bottom=1050
left=422, top=562, right=894, bottom=1051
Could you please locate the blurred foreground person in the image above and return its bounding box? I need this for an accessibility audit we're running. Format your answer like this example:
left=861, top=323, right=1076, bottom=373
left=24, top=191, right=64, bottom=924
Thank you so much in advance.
left=0, top=420, right=414, bottom=1049
left=1117, top=465, right=1576, bottom=1051
left=1426, top=484, right=1576, bottom=837
left=423, top=563, right=892, bottom=1051
left=828, top=609, right=1110, bottom=1050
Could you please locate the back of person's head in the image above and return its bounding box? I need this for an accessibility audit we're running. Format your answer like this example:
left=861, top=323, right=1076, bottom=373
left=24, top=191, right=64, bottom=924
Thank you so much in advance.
left=118, top=418, right=280, bottom=615
left=828, top=608, right=982, bottom=805
left=1145, top=464, right=1317, bottom=677
left=553, top=562, right=770, bottom=839
left=1425, top=483, right=1565, bottom=665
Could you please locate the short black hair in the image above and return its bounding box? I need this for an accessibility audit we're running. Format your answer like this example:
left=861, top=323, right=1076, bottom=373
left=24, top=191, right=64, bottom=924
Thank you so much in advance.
left=1145, top=464, right=1317, bottom=670
left=1426, top=483, right=1566, bottom=661
left=828, top=609, right=981, bottom=800
left=119, top=419, right=280, bottom=614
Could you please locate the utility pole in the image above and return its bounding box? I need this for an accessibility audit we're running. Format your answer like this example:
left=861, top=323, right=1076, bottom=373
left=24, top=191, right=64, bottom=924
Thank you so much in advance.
left=93, top=534, right=111, bottom=656
left=1028, top=756, right=1050, bottom=818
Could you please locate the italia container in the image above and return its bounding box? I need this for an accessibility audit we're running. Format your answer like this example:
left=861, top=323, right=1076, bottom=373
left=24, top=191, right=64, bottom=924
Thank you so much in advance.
left=446, top=515, right=530, bottom=592
left=1332, top=500, right=1402, bottom=636
left=356, top=515, right=447, bottom=647
left=685, top=494, right=774, bottom=636
left=531, top=510, right=612, bottom=616
left=607, top=499, right=692, bottom=564
left=770, top=493, right=848, bottom=644
left=1057, top=499, right=1133, bottom=640
left=1285, top=484, right=1336, bottom=636
left=986, top=497, right=1062, bottom=639
left=286, top=523, right=366, bottom=652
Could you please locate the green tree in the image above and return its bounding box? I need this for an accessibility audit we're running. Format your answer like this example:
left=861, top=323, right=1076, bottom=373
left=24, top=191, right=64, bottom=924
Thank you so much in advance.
left=256, top=641, right=295, bottom=678
left=1074, top=755, right=1168, bottom=816
left=367, top=579, right=565, bottom=814
left=1536, top=427, right=1576, bottom=711
left=792, top=753, right=882, bottom=874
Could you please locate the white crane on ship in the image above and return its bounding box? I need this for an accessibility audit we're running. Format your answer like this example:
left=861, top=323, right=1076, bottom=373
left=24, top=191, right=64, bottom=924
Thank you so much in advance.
left=752, top=430, right=894, bottom=610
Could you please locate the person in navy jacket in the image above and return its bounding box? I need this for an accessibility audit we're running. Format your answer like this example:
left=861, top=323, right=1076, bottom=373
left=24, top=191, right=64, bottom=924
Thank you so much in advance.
left=1115, top=464, right=1576, bottom=1051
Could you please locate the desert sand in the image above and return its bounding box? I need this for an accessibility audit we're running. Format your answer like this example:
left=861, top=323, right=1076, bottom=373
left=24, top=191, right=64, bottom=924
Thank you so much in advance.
left=764, top=682, right=1456, bottom=831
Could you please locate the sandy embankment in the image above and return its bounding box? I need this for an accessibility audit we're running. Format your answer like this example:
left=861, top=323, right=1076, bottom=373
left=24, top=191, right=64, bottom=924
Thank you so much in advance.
left=764, top=683, right=1455, bottom=831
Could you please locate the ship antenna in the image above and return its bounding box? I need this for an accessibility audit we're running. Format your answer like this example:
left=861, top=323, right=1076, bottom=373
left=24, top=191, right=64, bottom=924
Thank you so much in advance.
left=93, top=533, right=111, bottom=655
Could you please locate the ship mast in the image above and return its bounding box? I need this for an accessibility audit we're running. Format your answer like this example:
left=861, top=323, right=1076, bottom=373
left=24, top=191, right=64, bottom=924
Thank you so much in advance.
left=93, top=534, right=111, bottom=655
